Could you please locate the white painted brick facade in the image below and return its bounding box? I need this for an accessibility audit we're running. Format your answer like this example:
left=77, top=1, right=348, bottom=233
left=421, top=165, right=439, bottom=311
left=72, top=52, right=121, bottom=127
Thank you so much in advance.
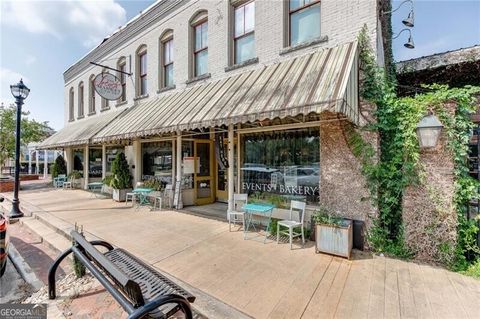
left=64, top=0, right=380, bottom=125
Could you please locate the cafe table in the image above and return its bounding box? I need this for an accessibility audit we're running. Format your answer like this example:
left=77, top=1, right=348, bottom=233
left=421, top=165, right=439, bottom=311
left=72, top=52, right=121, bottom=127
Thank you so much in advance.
left=133, top=187, right=154, bottom=208
left=243, top=203, right=275, bottom=243
left=87, top=182, right=104, bottom=198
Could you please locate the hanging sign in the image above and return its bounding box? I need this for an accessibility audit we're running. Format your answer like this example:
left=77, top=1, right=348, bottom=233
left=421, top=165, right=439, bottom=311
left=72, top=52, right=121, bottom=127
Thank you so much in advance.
left=93, top=73, right=122, bottom=100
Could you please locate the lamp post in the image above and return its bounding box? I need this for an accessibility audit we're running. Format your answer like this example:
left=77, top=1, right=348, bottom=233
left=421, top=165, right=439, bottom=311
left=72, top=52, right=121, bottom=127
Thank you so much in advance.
left=9, top=79, right=30, bottom=218
left=416, top=112, right=444, bottom=149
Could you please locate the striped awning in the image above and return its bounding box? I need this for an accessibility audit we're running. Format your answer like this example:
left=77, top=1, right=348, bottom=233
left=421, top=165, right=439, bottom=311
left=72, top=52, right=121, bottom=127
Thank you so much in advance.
left=38, top=110, right=125, bottom=149
left=82, top=41, right=355, bottom=143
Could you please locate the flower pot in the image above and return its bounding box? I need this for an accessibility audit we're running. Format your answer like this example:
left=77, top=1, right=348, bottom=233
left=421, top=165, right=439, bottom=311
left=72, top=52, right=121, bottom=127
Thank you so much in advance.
left=315, top=219, right=352, bottom=259
left=112, top=188, right=132, bottom=202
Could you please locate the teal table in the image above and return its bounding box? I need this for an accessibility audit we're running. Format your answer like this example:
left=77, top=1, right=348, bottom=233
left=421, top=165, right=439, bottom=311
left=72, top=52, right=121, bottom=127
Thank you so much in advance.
left=243, top=203, right=275, bottom=243
left=133, top=188, right=153, bottom=207
left=87, top=182, right=103, bottom=198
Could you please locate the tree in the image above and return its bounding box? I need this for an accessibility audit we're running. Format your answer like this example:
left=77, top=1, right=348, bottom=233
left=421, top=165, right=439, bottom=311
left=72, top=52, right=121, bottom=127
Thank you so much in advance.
left=51, top=155, right=67, bottom=178
left=0, top=103, right=53, bottom=172
left=110, top=152, right=132, bottom=189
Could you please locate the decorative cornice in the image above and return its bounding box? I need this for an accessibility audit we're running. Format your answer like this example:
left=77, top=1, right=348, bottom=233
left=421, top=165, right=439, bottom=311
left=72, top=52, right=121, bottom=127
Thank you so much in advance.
left=64, top=0, right=191, bottom=84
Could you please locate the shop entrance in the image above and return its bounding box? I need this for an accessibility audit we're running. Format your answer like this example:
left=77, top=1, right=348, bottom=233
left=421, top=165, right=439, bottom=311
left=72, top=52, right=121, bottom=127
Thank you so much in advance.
left=194, top=140, right=215, bottom=205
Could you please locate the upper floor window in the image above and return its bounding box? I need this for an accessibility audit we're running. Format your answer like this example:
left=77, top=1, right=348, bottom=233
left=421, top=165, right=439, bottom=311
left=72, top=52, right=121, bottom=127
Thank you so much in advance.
left=191, top=12, right=208, bottom=77
left=69, top=87, right=74, bottom=121
left=160, top=30, right=174, bottom=88
left=289, top=0, right=321, bottom=46
left=117, top=58, right=127, bottom=102
left=89, top=75, right=96, bottom=114
left=78, top=82, right=84, bottom=118
left=234, top=1, right=255, bottom=64
left=136, top=45, right=148, bottom=96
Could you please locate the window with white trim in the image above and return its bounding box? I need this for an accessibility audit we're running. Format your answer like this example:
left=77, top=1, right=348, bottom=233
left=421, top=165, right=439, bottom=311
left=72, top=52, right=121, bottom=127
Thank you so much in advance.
left=233, top=1, right=255, bottom=64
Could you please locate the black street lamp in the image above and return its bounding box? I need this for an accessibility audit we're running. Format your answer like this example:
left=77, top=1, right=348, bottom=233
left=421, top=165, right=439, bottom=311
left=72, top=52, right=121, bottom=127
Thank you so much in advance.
left=9, top=79, right=30, bottom=219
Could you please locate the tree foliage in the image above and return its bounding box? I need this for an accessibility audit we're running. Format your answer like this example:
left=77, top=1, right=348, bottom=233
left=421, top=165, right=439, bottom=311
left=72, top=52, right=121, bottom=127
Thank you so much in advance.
left=51, top=155, right=67, bottom=178
left=110, top=152, right=132, bottom=189
left=0, top=103, right=53, bottom=170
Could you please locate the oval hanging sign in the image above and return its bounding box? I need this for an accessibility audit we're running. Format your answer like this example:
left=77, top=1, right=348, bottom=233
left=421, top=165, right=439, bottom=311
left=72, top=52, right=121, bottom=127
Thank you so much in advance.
left=93, top=73, right=122, bottom=100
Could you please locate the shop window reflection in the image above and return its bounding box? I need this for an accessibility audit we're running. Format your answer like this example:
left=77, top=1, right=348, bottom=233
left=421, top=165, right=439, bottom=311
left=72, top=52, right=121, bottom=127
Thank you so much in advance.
left=241, top=129, right=320, bottom=205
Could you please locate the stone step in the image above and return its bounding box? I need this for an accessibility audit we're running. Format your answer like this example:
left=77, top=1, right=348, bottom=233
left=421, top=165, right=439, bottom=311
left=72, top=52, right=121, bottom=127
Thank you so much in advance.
left=20, top=217, right=72, bottom=257
left=33, top=212, right=100, bottom=242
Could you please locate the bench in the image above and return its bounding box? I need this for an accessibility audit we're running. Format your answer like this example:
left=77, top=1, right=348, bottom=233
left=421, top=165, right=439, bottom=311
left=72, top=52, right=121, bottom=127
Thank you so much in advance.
left=48, top=231, right=195, bottom=319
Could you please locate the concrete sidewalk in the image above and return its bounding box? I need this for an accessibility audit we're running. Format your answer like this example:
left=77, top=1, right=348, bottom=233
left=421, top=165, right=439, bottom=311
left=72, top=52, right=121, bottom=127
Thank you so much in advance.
left=6, top=188, right=480, bottom=319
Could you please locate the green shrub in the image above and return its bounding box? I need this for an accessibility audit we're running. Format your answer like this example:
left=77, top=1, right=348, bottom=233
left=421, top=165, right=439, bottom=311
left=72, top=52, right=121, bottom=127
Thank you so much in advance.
left=143, top=179, right=163, bottom=191
left=102, top=175, right=114, bottom=186
left=51, top=155, right=67, bottom=178
left=68, top=170, right=82, bottom=179
left=110, top=152, right=132, bottom=189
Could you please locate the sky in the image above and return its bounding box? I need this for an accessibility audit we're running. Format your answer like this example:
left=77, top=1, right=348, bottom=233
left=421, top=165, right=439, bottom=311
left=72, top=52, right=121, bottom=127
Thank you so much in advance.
left=0, top=0, right=479, bottom=131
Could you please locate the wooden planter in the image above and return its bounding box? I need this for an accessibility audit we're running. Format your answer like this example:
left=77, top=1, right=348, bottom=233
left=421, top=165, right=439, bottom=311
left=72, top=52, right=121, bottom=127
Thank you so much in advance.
left=315, top=219, right=353, bottom=259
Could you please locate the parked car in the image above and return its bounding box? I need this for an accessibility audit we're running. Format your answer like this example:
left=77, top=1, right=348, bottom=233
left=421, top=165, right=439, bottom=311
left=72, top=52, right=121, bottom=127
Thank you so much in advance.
left=0, top=196, right=8, bottom=278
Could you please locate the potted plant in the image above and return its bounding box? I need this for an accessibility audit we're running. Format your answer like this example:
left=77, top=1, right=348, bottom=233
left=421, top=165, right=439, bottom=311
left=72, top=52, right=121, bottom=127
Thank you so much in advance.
left=102, top=175, right=114, bottom=195
left=67, top=170, right=82, bottom=188
left=312, top=208, right=352, bottom=259
left=109, top=153, right=132, bottom=202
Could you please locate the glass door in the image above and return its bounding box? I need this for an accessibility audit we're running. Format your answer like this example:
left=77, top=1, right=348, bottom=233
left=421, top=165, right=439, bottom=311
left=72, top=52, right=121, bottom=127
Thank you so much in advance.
left=194, top=140, right=215, bottom=205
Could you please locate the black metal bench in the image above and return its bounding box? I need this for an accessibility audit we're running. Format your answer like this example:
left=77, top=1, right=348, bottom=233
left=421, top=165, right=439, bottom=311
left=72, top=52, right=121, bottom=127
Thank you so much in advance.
left=48, top=231, right=195, bottom=319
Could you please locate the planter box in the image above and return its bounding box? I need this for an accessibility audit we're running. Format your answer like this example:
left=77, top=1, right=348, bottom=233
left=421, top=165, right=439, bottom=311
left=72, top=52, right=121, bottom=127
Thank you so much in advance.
left=112, top=188, right=132, bottom=202
left=315, top=219, right=353, bottom=259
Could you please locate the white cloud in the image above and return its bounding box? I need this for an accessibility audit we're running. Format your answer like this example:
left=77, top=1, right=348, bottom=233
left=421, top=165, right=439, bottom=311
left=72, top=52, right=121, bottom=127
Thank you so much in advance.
left=0, top=0, right=127, bottom=48
left=0, top=68, right=29, bottom=104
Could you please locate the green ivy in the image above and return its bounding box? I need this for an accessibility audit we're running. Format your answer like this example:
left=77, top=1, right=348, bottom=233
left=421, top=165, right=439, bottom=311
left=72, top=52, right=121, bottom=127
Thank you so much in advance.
left=356, top=26, right=480, bottom=267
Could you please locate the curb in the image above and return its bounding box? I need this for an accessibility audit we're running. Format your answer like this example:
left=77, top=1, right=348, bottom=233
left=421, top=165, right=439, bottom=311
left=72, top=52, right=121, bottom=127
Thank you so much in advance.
left=8, top=243, right=44, bottom=291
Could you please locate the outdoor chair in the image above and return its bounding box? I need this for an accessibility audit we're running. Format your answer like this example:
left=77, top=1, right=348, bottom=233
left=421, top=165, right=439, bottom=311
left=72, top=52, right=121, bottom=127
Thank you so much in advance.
left=53, top=174, right=67, bottom=188
left=277, top=200, right=306, bottom=249
left=63, top=176, right=76, bottom=189
left=228, top=193, right=248, bottom=232
left=126, top=192, right=137, bottom=206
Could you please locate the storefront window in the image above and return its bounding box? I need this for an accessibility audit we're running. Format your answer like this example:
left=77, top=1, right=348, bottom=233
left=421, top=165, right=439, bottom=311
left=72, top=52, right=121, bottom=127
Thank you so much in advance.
left=142, top=141, right=172, bottom=185
left=89, top=148, right=103, bottom=178
left=73, top=149, right=84, bottom=177
left=241, top=129, right=320, bottom=205
left=106, top=146, right=124, bottom=174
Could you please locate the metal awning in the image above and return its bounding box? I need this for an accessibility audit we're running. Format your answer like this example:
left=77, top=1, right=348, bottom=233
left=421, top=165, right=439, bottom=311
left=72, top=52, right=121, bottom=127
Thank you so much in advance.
left=38, top=110, right=125, bottom=149
left=91, top=41, right=358, bottom=143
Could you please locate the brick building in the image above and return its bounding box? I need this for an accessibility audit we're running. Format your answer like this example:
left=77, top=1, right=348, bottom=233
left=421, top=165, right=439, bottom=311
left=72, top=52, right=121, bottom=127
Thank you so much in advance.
left=40, top=0, right=388, bottom=221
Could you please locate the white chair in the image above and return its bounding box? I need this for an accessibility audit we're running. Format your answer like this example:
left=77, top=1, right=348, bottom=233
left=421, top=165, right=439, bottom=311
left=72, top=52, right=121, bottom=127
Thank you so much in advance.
left=228, top=194, right=248, bottom=232
left=63, top=176, right=75, bottom=189
left=277, top=200, right=306, bottom=249
left=126, top=192, right=137, bottom=206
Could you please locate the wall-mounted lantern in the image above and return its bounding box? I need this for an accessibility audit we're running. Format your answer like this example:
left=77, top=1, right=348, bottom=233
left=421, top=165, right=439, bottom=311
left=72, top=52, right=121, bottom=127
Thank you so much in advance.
left=416, top=112, right=444, bottom=148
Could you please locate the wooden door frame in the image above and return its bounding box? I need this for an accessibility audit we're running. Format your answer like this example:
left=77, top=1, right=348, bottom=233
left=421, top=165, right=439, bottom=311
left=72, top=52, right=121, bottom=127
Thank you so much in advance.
left=194, top=139, right=215, bottom=205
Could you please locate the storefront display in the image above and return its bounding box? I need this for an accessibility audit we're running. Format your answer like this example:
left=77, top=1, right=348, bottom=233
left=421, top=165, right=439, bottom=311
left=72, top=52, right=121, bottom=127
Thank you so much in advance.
left=89, top=148, right=103, bottom=178
left=241, top=128, right=320, bottom=205
left=142, top=141, right=173, bottom=185
left=73, top=149, right=84, bottom=177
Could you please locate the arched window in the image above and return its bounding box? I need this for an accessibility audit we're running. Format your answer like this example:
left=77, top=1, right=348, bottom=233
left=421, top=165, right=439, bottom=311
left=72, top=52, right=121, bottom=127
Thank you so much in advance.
left=69, top=87, right=74, bottom=121
left=159, top=29, right=174, bottom=89
left=190, top=11, right=208, bottom=78
left=78, top=82, right=84, bottom=118
left=117, top=57, right=127, bottom=102
left=89, top=74, right=96, bottom=114
left=136, top=45, right=148, bottom=96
